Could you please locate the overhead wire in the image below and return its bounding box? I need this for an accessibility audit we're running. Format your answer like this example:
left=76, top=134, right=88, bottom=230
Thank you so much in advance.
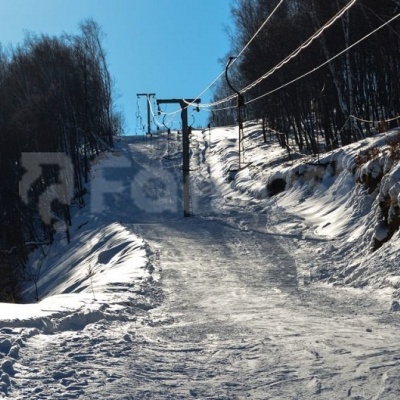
left=162, top=109, right=178, bottom=128
left=155, top=0, right=285, bottom=117
left=148, top=96, right=166, bottom=129
left=148, top=96, right=181, bottom=133
left=199, top=0, right=358, bottom=109
left=246, top=10, right=400, bottom=105
left=235, top=11, right=400, bottom=153
left=183, top=0, right=286, bottom=109
left=166, top=0, right=284, bottom=112
left=209, top=9, right=400, bottom=111
left=234, top=0, right=285, bottom=63
left=149, top=2, right=399, bottom=129
left=240, top=0, right=357, bottom=95
left=350, top=114, right=400, bottom=124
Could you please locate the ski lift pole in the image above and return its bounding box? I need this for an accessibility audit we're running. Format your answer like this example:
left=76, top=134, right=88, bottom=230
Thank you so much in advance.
left=225, top=57, right=245, bottom=169
left=156, top=98, right=201, bottom=217
left=163, top=114, right=172, bottom=158
left=207, top=111, right=214, bottom=144
left=137, top=93, right=156, bottom=137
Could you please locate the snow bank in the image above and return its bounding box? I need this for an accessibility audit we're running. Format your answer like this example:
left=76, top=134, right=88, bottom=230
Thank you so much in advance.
left=198, top=123, right=400, bottom=300
left=0, top=219, right=151, bottom=330
left=0, top=147, right=157, bottom=394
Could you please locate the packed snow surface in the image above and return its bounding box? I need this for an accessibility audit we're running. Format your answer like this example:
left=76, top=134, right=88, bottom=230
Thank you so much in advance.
left=1, top=124, right=400, bottom=398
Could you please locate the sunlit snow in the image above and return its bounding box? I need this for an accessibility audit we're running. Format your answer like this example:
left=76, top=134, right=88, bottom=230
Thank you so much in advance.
left=1, top=123, right=400, bottom=398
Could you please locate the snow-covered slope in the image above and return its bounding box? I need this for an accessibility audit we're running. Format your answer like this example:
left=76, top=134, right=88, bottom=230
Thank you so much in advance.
left=0, top=141, right=161, bottom=397
left=1, top=125, right=400, bottom=398
left=193, top=124, right=400, bottom=302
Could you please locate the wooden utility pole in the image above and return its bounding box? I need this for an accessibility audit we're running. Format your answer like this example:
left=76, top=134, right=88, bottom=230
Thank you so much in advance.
left=156, top=98, right=200, bottom=217
left=137, top=93, right=156, bottom=136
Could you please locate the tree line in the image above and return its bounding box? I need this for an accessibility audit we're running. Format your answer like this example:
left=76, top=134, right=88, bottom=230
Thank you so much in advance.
left=211, top=0, right=400, bottom=153
left=0, top=20, right=122, bottom=302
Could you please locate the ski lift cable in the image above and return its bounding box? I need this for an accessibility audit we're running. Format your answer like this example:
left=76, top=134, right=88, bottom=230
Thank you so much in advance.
left=157, top=100, right=201, bottom=122
left=157, top=107, right=182, bottom=117
left=235, top=0, right=285, bottom=63
left=162, top=113, right=177, bottom=128
left=152, top=114, right=164, bottom=128
left=246, top=11, right=400, bottom=106
left=162, top=112, right=178, bottom=129
left=208, top=18, right=400, bottom=135
left=212, top=104, right=237, bottom=112
left=150, top=97, right=180, bottom=130
left=240, top=0, right=358, bottom=94
left=350, top=114, right=400, bottom=124
left=155, top=98, right=190, bottom=117
left=146, top=97, right=158, bottom=126
left=182, top=0, right=286, bottom=108
left=210, top=10, right=400, bottom=113
left=201, top=0, right=357, bottom=108
left=198, top=0, right=358, bottom=109
left=148, top=96, right=166, bottom=128
left=162, top=114, right=171, bottom=129
left=359, top=3, right=400, bottom=39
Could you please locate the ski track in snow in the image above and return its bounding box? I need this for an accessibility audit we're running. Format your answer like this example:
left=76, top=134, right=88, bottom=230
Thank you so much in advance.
left=1, top=132, right=400, bottom=398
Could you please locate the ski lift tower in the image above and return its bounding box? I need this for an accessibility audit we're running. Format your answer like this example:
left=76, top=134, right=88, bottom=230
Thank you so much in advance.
left=156, top=98, right=200, bottom=217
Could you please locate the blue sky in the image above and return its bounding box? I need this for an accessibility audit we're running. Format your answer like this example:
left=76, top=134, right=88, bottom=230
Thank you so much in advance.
left=0, top=0, right=232, bottom=132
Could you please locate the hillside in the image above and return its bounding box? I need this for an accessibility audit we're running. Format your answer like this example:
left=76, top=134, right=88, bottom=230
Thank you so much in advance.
left=0, top=125, right=400, bottom=398
left=199, top=123, right=400, bottom=304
